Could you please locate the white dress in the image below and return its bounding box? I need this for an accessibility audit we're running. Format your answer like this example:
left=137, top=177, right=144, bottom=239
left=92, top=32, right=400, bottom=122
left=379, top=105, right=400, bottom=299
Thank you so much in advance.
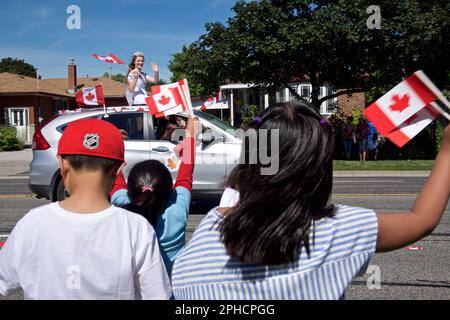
left=126, top=72, right=148, bottom=105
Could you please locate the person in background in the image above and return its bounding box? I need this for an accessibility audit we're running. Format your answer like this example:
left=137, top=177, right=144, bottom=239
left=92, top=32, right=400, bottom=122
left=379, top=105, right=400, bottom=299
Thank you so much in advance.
left=341, top=116, right=355, bottom=160
left=356, top=118, right=370, bottom=162
left=171, top=101, right=450, bottom=300
left=368, top=133, right=381, bottom=160
left=126, top=51, right=159, bottom=105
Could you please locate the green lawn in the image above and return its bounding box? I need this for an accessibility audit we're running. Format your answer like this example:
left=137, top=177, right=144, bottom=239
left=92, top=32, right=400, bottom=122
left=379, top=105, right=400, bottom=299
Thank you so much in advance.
left=333, top=160, right=434, bottom=171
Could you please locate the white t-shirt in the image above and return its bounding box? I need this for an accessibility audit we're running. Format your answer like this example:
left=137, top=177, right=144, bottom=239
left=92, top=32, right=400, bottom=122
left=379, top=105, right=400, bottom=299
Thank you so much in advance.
left=127, top=72, right=148, bottom=105
left=0, top=202, right=171, bottom=300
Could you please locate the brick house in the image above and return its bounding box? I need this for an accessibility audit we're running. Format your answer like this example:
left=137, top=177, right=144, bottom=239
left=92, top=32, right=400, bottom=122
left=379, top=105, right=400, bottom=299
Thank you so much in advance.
left=0, top=62, right=127, bottom=143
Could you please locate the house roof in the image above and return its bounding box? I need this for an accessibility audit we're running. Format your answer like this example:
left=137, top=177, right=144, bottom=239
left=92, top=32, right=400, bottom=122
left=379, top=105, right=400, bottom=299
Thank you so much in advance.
left=43, top=76, right=126, bottom=98
left=0, top=72, right=71, bottom=97
left=0, top=72, right=126, bottom=98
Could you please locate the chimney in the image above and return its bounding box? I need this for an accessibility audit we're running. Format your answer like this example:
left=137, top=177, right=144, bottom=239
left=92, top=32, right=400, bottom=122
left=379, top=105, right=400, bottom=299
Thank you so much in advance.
left=67, top=59, right=77, bottom=94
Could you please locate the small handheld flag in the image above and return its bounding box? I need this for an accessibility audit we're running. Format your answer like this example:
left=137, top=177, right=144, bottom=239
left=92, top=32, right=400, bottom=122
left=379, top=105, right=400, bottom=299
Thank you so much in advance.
left=364, top=70, right=450, bottom=148
left=364, top=71, right=439, bottom=136
left=146, top=79, right=192, bottom=118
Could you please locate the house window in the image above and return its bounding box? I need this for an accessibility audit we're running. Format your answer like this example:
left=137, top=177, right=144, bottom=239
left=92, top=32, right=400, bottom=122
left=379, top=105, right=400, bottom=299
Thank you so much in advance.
left=287, top=86, right=297, bottom=101
left=300, top=85, right=311, bottom=101
left=326, top=87, right=337, bottom=114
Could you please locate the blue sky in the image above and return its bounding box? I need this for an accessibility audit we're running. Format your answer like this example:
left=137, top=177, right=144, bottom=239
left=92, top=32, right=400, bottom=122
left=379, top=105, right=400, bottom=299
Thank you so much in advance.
left=0, top=0, right=237, bottom=80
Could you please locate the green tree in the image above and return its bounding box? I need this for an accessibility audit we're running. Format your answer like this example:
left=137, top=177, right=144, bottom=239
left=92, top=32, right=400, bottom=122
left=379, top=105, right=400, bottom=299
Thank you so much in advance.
left=170, top=0, right=450, bottom=110
left=102, top=72, right=127, bottom=83
left=168, top=48, right=208, bottom=97
left=0, top=57, right=37, bottom=78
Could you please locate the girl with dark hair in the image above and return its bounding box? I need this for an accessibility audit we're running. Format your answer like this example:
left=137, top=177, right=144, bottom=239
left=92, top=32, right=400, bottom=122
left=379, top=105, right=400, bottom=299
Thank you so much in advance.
left=171, top=100, right=450, bottom=300
left=111, top=116, right=199, bottom=275
left=126, top=51, right=159, bottom=105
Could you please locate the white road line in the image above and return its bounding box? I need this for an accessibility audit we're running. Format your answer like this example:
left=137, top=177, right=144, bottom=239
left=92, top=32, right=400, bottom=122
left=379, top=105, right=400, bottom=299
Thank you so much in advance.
left=0, top=234, right=10, bottom=238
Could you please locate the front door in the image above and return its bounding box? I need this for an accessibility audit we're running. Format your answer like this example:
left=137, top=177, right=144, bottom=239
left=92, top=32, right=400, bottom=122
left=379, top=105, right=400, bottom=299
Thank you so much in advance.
left=8, top=108, right=29, bottom=143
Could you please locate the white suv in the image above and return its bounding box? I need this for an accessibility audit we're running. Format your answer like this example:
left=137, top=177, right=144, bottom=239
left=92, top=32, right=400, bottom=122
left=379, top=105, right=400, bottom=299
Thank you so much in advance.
left=29, top=108, right=241, bottom=201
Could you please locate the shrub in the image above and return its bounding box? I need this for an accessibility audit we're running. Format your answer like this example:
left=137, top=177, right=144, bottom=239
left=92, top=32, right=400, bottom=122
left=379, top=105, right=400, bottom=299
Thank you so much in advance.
left=240, top=104, right=261, bottom=129
left=0, top=126, right=24, bottom=151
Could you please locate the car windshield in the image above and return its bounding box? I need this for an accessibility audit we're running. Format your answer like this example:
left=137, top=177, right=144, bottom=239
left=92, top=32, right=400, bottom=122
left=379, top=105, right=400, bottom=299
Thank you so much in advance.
left=194, top=111, right=235, bottom=133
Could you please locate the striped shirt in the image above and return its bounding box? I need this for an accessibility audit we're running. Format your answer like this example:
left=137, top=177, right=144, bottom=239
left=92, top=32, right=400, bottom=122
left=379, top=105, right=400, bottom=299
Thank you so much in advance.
left=171, top=205, right=378, bottom=300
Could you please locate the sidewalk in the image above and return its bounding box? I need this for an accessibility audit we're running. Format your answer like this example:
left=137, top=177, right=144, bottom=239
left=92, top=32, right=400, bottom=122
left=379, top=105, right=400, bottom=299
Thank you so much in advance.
left=0, top=148, right=432, bottom=179
left=0, top=149, right=32, bottom=180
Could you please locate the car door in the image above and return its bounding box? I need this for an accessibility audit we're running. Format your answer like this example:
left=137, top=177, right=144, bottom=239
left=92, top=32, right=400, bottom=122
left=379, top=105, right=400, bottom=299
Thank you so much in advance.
left=100, top=112, right=151, bottom=178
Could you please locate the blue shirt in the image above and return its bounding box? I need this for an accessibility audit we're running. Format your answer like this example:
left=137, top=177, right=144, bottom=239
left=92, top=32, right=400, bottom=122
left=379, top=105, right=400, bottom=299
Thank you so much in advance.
left=111, top=186, right=191, bottom=275
left=171, top=204, right=378, bottom=300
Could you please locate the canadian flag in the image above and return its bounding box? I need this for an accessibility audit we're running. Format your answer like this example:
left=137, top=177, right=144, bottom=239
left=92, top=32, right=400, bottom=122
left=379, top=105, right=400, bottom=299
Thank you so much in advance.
left=364, top=71, right=439, bottom=136
left=385, top=103, right=442, bottom=148
left=147, top=80, right=192, bottom=118
left=92, top=53, right=125, bottom=64
left=200, top=97, right=217, bottom=111
left=75, top=85, right=105, bottom=107
left=145, top=85, right=186, bottom=116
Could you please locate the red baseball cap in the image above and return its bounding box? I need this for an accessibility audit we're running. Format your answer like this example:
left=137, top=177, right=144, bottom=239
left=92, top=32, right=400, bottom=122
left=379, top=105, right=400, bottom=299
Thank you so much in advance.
left=58, top=118, right=124, bottom=162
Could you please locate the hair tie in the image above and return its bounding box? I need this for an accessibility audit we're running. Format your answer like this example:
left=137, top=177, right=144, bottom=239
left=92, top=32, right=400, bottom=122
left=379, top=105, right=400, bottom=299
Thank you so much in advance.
left=142, top=185, right=154, bottom=192
left=253, top=116, right=263, bottom=124
left=320, top=118, right=329, bottom=126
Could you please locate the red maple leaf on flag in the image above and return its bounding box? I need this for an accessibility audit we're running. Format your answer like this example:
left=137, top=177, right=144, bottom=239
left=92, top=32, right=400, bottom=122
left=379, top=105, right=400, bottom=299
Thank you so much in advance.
left=389, top=94, right=410, bottom=112
left=159, top=95, right=171, bottom=105
left=105, top=59, right=114, bottom=63
left=85, top=92, right=95, bottom=101
left=405, top=114, right=418, bottom=125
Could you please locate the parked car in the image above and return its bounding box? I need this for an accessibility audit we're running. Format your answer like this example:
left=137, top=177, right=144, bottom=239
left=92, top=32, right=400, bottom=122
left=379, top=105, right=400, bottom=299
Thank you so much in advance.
left=29, top=108, right=241, bottom=201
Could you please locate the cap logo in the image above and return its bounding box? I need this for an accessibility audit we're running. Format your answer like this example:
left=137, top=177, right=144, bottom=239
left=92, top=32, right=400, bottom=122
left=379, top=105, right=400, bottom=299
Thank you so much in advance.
left=83, top=133, right=100, bottom=150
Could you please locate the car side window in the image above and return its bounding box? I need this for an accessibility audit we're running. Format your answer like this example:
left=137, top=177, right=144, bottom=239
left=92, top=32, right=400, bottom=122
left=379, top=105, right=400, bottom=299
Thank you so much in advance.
left=102, top=113, right=144, bottom=140
left=153, top=116, right=186, bottom=142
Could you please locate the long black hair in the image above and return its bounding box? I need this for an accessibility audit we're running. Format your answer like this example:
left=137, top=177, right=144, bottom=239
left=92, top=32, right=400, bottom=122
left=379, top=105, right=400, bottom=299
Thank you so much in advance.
left=220, top=100, right=335, bottom=265
left=122, top=160, right=173, bottom=225
left=127, top=52, right=144, bottom=76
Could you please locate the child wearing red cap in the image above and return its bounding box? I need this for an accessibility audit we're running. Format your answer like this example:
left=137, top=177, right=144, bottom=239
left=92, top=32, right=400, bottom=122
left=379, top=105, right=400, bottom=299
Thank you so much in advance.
left=0, top=119, right=171, bottom=300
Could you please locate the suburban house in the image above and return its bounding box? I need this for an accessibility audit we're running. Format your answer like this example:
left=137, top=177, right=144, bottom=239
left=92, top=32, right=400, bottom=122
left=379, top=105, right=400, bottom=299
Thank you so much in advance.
left=219, top=82, right=366, bottom=126
left=0, top=62, right=127, bottom=144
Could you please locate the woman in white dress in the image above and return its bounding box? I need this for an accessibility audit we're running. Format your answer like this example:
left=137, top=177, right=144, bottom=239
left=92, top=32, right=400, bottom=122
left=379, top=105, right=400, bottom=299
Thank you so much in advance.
left=126, top=51, right=159, bottom=105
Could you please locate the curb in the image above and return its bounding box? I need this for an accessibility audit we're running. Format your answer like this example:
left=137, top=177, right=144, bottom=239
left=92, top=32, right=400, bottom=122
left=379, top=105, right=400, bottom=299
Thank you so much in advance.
left=0, top=176, right=29, bottom=180
left=333, top=171, right=430, bottom=177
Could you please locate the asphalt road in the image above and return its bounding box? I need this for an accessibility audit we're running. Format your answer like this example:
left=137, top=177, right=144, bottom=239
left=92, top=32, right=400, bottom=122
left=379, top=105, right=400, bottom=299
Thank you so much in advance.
left=1, top=176, right=449, bottom=300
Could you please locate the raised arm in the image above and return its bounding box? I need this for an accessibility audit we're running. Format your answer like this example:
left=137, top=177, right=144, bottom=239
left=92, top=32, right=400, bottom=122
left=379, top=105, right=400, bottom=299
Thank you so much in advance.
left=174, top=116, right=199, bottom=191
left=145, top=63, right=159, bottom=84
left=376, top=125, right=450, bottom=252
